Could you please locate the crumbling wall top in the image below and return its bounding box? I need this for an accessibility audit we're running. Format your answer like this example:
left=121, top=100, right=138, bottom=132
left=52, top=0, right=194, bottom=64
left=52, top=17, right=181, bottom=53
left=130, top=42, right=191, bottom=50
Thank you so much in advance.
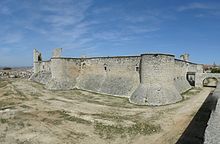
left=52, top=48, right=62, bottom=58
left=180, top=53, right=189, bottom=61
left=141, top=53, right=175, bottom=57
left=33, top=49, right=42, bottom=62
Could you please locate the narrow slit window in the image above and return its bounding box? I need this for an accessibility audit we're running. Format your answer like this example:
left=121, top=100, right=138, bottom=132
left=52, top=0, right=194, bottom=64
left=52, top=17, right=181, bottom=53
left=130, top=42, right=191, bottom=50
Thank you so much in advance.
left=136, top=66, right=139, bottom=72
left=104, top=64, right=108, bottom=71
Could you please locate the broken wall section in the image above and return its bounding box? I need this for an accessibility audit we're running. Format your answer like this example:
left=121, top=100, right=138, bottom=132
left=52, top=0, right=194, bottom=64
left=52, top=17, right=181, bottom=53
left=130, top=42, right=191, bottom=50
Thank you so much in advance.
left=30, top=49, right=52, bottom=84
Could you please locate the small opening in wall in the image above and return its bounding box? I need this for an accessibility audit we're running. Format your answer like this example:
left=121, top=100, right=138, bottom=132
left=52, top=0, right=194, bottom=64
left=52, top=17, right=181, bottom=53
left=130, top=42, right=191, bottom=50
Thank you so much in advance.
left=186, top=72, right=196, bottom=86
left=136, top=66, right=139, bottom=72
left=104, top=63, right=108, bottom=71
left=42, top=65, right=45, bottom=69
left=38, top=55, right=42, bottom=61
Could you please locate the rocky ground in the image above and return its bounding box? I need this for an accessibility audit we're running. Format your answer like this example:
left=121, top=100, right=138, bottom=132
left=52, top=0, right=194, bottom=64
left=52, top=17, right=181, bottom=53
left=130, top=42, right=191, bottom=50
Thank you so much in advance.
left=0, top=67, right=32, bottom=79
left=0, top=79, right=214, bottom=144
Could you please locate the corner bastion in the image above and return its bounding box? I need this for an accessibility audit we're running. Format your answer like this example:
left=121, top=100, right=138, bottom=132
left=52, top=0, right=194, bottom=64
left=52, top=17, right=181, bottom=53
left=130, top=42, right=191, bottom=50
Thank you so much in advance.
left=130, top=54, right=182, bottom=105
left=30, top=49, right=204, bottom=106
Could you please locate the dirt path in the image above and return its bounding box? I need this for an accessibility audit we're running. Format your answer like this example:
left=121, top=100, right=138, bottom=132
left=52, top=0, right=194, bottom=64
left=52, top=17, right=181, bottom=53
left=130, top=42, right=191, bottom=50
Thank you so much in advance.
left=0, top=79, right=214, bottom=144
left=151, top=87, right=213, bottom=144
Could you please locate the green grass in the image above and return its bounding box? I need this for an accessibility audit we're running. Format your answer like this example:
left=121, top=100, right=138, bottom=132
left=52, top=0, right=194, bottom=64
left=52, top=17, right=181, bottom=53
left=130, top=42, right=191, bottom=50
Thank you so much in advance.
left=67, top=131, right=88, bottom=139
left=94, top=121, right=161, bottom=139
left=13, top=87, right=27, bottom=99
left=47, top=110, right=92, bottom=125
left=2, top=87, right=26, bottom=99
left=48, top=98, right=69, bottom=103
left=60, top=89, right=146, bottom=109
left=0, top=81, right=8, bottom=88
left=30, top=92, right=42, bottom=97
left=19, top=105, right=31, bottom=109
left=0, top=119, right=8, bottom=124
left=90, top=111, right=140, bottom=123
left=17, top=121, right=25, bottom=128
left=0, top=79, right=12, bottom=88
left=64, top=115, right=91, bottom=125
left=3, top=90, right=14, bottom=96
left=181, top=87, right=202, bottom=96
left=0, top=101, right=16, bottom=108
left=41, top=118, right=62, bottom=125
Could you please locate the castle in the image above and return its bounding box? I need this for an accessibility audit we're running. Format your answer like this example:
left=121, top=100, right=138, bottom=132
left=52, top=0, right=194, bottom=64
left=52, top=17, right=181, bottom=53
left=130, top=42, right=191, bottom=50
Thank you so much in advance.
left=30, top=48, right=220, bottom=106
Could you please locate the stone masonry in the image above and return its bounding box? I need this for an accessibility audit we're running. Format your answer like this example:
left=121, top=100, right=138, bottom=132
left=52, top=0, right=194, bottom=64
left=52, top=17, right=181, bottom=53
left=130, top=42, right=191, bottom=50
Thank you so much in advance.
left=30, top=49, right=220, bottom=106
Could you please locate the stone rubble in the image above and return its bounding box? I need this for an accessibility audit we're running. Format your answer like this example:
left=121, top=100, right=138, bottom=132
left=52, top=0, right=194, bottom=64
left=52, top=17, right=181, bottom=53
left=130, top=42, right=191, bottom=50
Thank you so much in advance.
left=0, top=68, right=32, bottom=79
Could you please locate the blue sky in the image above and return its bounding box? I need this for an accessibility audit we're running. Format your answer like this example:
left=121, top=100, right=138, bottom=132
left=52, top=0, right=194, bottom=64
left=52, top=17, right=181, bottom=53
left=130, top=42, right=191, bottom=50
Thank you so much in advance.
left=0, top=0, right=220, bottom=66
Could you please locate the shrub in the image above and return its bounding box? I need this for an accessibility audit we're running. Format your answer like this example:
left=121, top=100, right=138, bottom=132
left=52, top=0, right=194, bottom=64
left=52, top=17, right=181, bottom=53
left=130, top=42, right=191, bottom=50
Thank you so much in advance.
left=3, top=67, right=12, bottom=70
left=211, top=68, right=220, bottom=73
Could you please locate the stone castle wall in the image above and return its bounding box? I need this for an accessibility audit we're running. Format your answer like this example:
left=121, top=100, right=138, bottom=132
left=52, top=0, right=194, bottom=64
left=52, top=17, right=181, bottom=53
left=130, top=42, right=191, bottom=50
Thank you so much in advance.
left=31, top=49, right=204, bottom=106
left=31, top=61, right=51, bottom=80
left=47, top=56, right=141, bottom=97
left=174, top=60, right=191, bottom=93
left=34, top=61, right=51, bottom=73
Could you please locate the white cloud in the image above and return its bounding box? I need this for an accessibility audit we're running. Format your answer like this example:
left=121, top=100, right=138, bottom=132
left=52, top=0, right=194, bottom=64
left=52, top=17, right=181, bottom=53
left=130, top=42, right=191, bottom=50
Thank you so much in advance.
left=178, top=2, right=216, bottom=12
left=19, top=0, right=94, bottom=50
left=0, top=0, right=164, bottom=60
left=0, top=33, right=23, bottom=44
left=127, top=26, right=160, bottom=34
left=39, top=0, right=92, bottom=27
left=0, top=6, right=11, bottom=15
left=92, top=7, right=112, bottom=14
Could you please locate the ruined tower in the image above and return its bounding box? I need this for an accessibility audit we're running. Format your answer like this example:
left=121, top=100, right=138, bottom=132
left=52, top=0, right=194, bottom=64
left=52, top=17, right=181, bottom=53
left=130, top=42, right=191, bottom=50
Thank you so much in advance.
left=180, top=54, right=189, bottom=61
left=52, top=48, right=62, bottom=58
left=33, top=49, right=42, bottom=73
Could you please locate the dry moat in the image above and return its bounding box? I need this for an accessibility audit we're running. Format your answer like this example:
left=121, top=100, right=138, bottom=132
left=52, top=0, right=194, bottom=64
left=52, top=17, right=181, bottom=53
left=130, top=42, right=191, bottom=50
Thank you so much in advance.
left=0, top=78, right=214, bottom=144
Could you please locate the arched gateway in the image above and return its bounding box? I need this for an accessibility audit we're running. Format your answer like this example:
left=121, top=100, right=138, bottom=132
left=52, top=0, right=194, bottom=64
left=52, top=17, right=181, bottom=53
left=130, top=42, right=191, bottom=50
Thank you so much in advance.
left=195, top=73, right=220, bottom=88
